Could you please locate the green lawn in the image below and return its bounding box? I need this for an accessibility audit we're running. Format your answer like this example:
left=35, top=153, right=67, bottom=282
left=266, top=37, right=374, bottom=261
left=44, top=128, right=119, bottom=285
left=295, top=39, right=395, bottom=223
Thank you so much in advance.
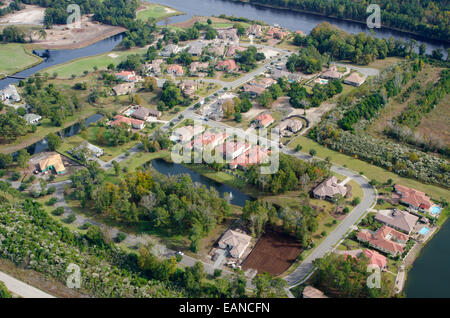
left=0, top=44, right=42, bottom=77
left=289, top=135, right=449, bottom=201
left=44, top=48, right=146, bottom=79
left=136, top=3, right=182, bottom=22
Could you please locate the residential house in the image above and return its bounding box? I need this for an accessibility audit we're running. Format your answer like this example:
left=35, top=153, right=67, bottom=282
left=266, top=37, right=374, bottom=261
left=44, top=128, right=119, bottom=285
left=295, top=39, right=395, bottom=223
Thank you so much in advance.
left=23, top=113, right=42, bottom=125
left=278, top=119, right=302, bottom=135
left=187, top=41, right=206, bottom=56
left=115, top=71, right=138, bottom=82
left=166, top=64, right=184, bottom=76
left=375, top=209, right=419, bottom=234
left=73, top=141, right=103, bottom=158
left=189, top=130, right=228, bottom=149
left=243, top=83, right=265, bottom=98
left=254, top=113, right=274, bottom=128
left=218, top=229, right=252, bottom=259
left=217, top=141, right=251, bottom=161
left=112, top=83, right=135, bottom=96
left=110, top=115, right=145, bottom=130
left=179, top=80, right=196, bottom=97
left=271, top=69, right=303, bottom=82
left=313, top=176, right=347, bottom=201
left=0, top=84, right=20, bottom=102
left=170, top=125, right=205, bottom=143
left=39, top=153, right=66, bottom=175
left=253, top=77, right=277, bottom=88
left=344, top=72, right=366, bottom=86
left=226, top=45, right=245, bottom=57
left=160, top=44, right=179, bottom=57
left=131, top=106, right=161, bottom=121
left=394, top=184, right=433, bottom=212
left=265, top=27, right=290, bottom=40
left=189, top=62, right=209, bottom=76
left=217, top=28, right=239, bottom=43
left=302, top=286, right=328, bottom=298
left=229, top=145, right=269, bottom=170
left=207, top=43, right=226, bottom=57
left=216, top=60, right=238, bottom=72
left=362, top=249, right=388, bottom=270
left=144, top=59, right=164, bottom=76
left=246, top=24, right=262, bottom=37
left=321, top=65, right=343, bottom=80
left=357, top=226, right=408, bottom=257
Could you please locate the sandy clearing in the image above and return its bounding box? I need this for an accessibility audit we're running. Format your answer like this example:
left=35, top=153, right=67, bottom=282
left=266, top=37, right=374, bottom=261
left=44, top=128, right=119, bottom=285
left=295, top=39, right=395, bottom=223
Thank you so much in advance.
left=108, top=53, right=119, bottom=58
left=0, top=5, right=44, bottom=25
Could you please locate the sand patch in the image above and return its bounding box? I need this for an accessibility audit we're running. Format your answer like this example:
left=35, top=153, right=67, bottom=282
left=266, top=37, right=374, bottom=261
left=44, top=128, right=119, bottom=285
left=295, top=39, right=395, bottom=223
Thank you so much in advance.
left=108, top=53, right=119, bottom=58
left=0, top=5, right=45, bottom=25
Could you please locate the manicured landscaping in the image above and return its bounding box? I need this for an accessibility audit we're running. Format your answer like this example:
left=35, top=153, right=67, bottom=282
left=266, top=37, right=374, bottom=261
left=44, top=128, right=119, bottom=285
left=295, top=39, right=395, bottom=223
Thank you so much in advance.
left=0, top=44, right=41, bottom=77
left=136, top=3, right=182, bottom=22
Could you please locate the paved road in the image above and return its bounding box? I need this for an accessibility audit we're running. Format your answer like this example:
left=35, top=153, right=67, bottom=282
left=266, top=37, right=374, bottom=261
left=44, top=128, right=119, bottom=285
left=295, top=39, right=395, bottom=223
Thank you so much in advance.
left=0, top=271, right=55, bottom=298
left=333, top=62, right=380, bottom=77
left=179, top=111, right=378, bottom=287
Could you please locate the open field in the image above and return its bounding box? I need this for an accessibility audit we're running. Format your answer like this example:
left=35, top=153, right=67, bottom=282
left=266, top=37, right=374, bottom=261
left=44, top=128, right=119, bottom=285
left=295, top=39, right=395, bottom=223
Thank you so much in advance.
left=416, top=96, right=450, bottom=148
left=242, top=230, right=302, bottom=276
left=136, top=3, right=182, bottom=22
left=43, top=47, right=146, bottom=78
left=0, top=44, right=42, bottom=77
left=289, top=135, right=449, bottom=200
left=0, top=4, right=44, bottom=25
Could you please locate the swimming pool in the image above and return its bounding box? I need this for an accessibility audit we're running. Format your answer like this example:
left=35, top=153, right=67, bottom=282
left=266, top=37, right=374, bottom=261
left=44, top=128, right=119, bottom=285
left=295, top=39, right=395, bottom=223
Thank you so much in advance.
left=419, top=227, right=430, bottom=235
left=430, top=206, right=441, bottom=215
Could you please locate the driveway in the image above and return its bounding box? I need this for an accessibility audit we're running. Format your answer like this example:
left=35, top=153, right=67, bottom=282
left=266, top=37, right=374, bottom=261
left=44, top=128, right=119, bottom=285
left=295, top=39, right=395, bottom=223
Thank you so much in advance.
left=0, top=271, right=55, bottom=298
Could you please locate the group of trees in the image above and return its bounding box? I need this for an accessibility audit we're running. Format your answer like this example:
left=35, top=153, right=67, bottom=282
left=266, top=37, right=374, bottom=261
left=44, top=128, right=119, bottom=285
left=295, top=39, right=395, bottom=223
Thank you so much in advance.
left=158, top=80, right=187, bottom=111
left=312, top=253, right=394, bottom=298
left=338, top=93, right=385, bottom=131
left=245, top=0, right=449, bottom=42
left=235, top=46, right=266, bottom=72
left=245, top=153, right=330, bottom=194
left=70, top=166, right=231, bottom=252
left=286, top=45, right=327, bottom=74
left=0, top=25, right=25, bottom=43
left=0, top=111, right=31, bottom=143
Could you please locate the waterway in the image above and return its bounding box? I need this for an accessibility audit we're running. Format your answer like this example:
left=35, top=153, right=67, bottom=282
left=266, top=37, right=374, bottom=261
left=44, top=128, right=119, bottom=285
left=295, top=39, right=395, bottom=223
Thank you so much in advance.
left=153, top=0, right=448, bottom=55
left=404, top=219, right=450, bottom=298
left=0, top=34, right=123, bottom=89
left=150, top=158, right=253, bottom=207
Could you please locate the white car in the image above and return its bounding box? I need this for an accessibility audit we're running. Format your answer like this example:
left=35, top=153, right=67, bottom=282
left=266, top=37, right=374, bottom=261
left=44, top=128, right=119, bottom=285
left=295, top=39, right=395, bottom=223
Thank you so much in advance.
left=176, top=251, right=184, bottom=256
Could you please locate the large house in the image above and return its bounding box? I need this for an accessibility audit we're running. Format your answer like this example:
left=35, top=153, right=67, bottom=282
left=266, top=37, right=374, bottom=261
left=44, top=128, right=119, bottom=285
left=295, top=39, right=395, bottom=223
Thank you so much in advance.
left=278, top=119, right=302, bottom=135
left=166, top=64, right=184, bottom=76
left=243, top=83, right=265, bottom=98
left=115, top=71, right=138, bottom=82
left=254, top=113, right=274, bottom=128
left=394, top=184, right=433, bottom=212
left=189, top=62, right=209, bottom=76
left=362, top=249, right=388, bottom=269
left=179, top=80, right=196, bottom=97
left=265, top=27, right=290, bottom=40
left=218, top=229, right=251, bottom=259
left=131, top=106, right=161, bottom=121
left=246, top=24, right=262, bottom=37
left=321, top=65, right=343, bottom=80
left=375, top=209, right=419, bottom=234
left=160, top=44, right=179, bottom=57
left=217, top=141, right=251, bottom=161
left=39, top=153, right=66, bottom=175
left=110, top=115, right=145, bottom=130
left=226, top=45, right=245, bottom=57
left=112, top=83, right=135, bottom=96
left=189, top=130, right=228, bottom=149
left=357, top=226, right=408, bottom=257
left=170, top=125, right=205, bottom=143
left=187, top=41, right=206, bottom=56
left=0, top=84, right=21, bottom=102
left=229, top=145, right=269, bottom=170
left=344, top=72, right=366, bottom=86
left=23, top=113, right=42, bottom=125
left=313, top=176, right=347, bottom=200
left=216, top=60, right=238, bottom=72
left=144, top=59, right=164, bottom=76
left=217, top=28, right=239, bottom=43
left=73, top=141, right=104, bottom=158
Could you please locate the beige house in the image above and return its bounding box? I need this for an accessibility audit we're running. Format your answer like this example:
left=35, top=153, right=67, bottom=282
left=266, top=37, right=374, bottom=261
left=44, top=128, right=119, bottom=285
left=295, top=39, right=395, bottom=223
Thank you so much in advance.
left=218, top=229, right=251, bottom=259
left=113, top=83, right=135, bottom=96
left=375, top=209, right=419, bottom=234
left=313, top=176, right=347, bottom=201
left=344, top=72, right=366, bottom=86
left=39, top=153, right=66, bottom=174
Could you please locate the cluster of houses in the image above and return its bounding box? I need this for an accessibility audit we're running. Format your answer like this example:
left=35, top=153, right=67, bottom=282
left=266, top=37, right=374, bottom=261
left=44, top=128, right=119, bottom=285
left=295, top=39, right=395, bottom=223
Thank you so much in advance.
left=317, top=65, right=366, bottom=87
left=109, top=105, right=161, bottom=130
left=243, top=76, right=277, bottom=98
left=170, top=123, right=270, bottom=170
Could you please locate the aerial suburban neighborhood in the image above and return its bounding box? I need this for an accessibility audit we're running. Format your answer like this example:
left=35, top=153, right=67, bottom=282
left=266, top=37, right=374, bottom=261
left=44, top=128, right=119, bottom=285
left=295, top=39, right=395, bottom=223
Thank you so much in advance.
left=0, top=0, right=448, bottom=307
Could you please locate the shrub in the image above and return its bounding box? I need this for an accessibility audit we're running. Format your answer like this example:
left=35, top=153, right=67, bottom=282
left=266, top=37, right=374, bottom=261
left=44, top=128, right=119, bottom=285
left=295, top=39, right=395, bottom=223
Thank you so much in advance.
left=52, top=207, right=65, bottom=216
left=65, top=214, right=76, bottom=223
left=115, top=232, right=127, bottom=243
left=213, top=269, right=222, bottom=278
left=47, top=197, right=57, bottom=206
left=352, top=197, right=361, bottom=206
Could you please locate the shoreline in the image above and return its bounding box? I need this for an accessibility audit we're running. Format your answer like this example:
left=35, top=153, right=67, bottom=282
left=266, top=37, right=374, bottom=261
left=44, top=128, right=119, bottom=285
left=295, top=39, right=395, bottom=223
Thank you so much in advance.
left=226, top=0, right=450, bottom=44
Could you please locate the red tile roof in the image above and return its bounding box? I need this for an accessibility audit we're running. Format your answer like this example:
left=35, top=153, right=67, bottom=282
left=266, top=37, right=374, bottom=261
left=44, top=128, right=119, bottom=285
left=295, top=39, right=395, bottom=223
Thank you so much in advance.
left=217, top=60, right=238, bottom=71
left=363, top=249, right=387, bottom=269
left=255, top=113, right=274, bottom=127
left=111, top=115, right=144, bottom=128
left=395, top=184, right=433, bottom=210
left=357, top=226, right=407, bottom=255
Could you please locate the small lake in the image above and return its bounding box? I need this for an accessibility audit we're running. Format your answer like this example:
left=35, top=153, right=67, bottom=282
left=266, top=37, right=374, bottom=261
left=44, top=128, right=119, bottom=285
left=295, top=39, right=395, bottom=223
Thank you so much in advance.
left=404, top=221, right=450, bottom=298
left=150, top=158, right=253, bottom=207
left=0, top=34, right=123, bottom=89
left=15, top=113, right=104, bottom=156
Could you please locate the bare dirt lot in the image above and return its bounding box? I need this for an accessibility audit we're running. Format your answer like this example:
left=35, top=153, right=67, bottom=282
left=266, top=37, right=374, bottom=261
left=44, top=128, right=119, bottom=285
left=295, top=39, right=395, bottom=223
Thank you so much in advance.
left=30, top=15, right=126, bottom=49
left=242, top=230, right=302, bottom=276
left=0, top=4, right=45, bottom=25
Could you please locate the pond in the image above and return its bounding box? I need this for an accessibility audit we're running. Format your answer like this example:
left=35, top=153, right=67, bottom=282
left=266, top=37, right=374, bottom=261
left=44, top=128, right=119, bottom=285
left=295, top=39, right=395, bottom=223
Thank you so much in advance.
left=150, top=158, right=253, bottom=207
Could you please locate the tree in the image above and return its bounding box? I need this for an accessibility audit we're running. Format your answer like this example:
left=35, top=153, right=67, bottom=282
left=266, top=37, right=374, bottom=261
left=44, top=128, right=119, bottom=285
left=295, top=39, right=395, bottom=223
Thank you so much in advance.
left=46, top=132, right=61, bottom=151
left=309, top=149, right=317, bottom=156
left=252, top=273, right=287, bottom=297
left=0, top=153, right=13, bottom=169
left=16, top=149, right=30, bottom=168
left=0, top=281, right=11, bottom=298
left=112, top=160, right=120, bottom=176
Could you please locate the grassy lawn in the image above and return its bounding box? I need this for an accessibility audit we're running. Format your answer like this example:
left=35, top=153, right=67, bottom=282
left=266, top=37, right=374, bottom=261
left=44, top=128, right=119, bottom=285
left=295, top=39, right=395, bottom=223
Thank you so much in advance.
left=44, top=47, right=146, bottom=79
left=136, top=3, right=182, bottom=22
left=0, top=44, right=41, bottom=77
left=289, top=135, right=449, bottom=200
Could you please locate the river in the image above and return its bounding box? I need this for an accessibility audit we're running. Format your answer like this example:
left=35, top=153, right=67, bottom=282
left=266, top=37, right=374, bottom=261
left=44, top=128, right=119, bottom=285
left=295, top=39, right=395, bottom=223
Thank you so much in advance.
left=0, top=34, right=123, bottom=89
left=152, top=0, right=448, bottom=55
left=150, top=158, right=253, bottom=207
